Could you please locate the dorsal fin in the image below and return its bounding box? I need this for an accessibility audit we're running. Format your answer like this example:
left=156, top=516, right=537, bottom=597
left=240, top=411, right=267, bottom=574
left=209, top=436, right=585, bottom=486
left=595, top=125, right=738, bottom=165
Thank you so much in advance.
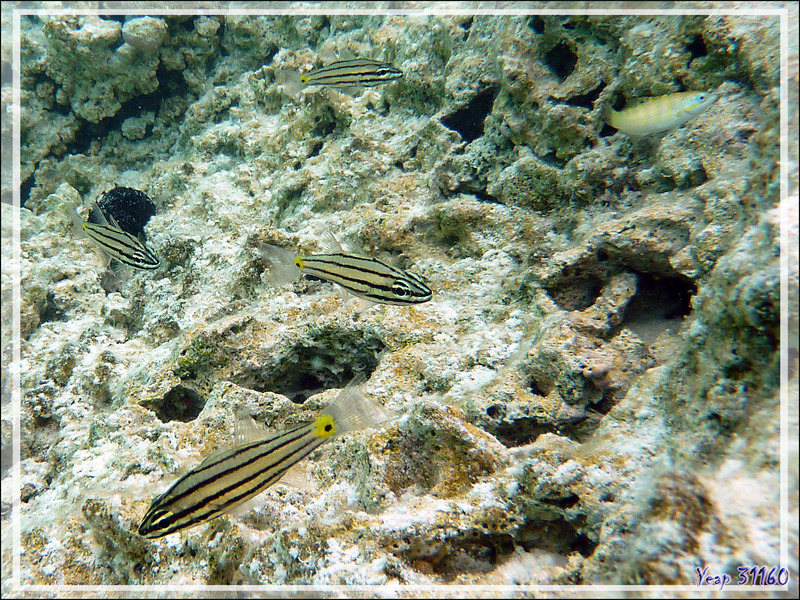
left=320, top=230, right=345, bottom=253
left=624, top=96, right=655, bottom=108
left=88, top=201, right=110, bottom=226
left=234, top=406, right=272, bottom=447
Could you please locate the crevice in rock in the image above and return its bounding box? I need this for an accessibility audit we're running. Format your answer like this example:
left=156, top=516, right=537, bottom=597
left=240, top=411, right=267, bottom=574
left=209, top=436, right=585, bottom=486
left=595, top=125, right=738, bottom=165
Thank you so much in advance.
left=20, top=171, right=36, bottom=209
left=544, top=271, right=605, bottom=312
left=542, top=42, right=578, bottom=81
left=494, top=418, right=557, bottom=447
left=62, top=64, right=186, bottom=157
left=440, top=86, right=499, bottom=143
left=529, top=376, right=553, bottom=397
left=687, top=34, right=707, bottom=60
left=613, top=272, right=696, bottom=343
left=564, top=81, right=606, bottom=110
left=517, top=513, right=596, bottom=558
left=528, top=16, right=546, bottom=34
left=142, top=384, right=205, bottom=422
left=40, top=290, right=67, bottom=323
left=238, top=327, right=385, bottom=403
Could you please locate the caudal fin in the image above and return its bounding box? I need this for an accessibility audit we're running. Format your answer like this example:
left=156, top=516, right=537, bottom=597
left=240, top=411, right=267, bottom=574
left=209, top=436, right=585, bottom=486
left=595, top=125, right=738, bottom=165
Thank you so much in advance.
left=65, top=205, right=85, bottom=238
left=275, top=68, right=305, bottom=98
left=324, top=374, right=391, bottom=436
left=259, top=243, right=303, bottom=288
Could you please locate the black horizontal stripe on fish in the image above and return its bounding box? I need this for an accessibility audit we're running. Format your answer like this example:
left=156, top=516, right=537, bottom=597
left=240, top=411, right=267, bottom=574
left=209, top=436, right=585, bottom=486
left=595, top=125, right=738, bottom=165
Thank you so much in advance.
left=299, top=254, right=431, bottom=304
left=140, top=426, right=310, bottom=532
left=143, top=436, right=324, bottom=537
left=304, top=59, right=402, bottom=86
left=139, top=424, right=326, bottom=537
left=83, top=223, right=159, bottom=269
left=301, top=265, right=418, bottom=304
left=148, top=425, right=306, bottom=510
left=149, top=438, right=321, bottom=537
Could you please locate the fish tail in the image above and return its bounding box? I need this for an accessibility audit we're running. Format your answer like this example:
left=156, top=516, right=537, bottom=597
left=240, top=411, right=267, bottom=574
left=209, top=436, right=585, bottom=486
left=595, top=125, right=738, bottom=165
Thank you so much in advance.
left=65, top=205, right=85, bottom=238
left=324, top=374, right=390, bottom=436
left=259, top=243, right=303, bottom=288
left=275, top=68, right=305, bottom=98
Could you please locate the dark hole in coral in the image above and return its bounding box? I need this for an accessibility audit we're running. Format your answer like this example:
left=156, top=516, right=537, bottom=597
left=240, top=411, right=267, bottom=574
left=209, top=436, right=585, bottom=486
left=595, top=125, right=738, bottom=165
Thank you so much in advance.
left=542, top=43, right=578, bottom=81
left=40, top=290, right=67, bottom=323
left=312, top=113, right=337, bottom=138
left=20, top=172, right=35, bottom=209
left=517, top=515, right=591, bottom=557
left=261, top=43, right=279, bottom=66
left=687, top=34, right=708, bottom=60
left=143, top=385, right=205, bottom=422
left=179, top=17, right=196, bottom=32
left=450, top=184, right=499, bottom=204
left=572, top=533, right=598, bottom=558
left=486, top=405, right=500, bottom=418
left=460, top=17, right=473, bottom=31
left=439, top=86, right=499, bottom=143
left=591, top=389, right=616, bottom=415
left=544, top=494, right=580, bottom=509
left=308, top=141, right=323, bottom=158
left=496, top=419, right=556, bottom=447
left=393, top=160, right=405, bottom=171
left=598, top=123, right=617, bottom=138
left=528, top=16, right=545, bottom=34
left=241, top=327, right=385, bottom=403
left=562, top=20, right=576, bottom=30
left=536, top=150, right=568, bottom=169
left=289, top=372, right=326, bottom=404
left=216, top=19, right=227, bottom=57
left=544, top=273, right=605, bottom=311
left=63, top=65, right=184, bottom=157
left=596, top=249, right=609, bottom=262
left=564, top=82, right=606, bottom=110
left=610, top=93, right=627, bottom=111
left=618, top=272, right=696, bottom=343
left=529, top=377, right=552, bottom=397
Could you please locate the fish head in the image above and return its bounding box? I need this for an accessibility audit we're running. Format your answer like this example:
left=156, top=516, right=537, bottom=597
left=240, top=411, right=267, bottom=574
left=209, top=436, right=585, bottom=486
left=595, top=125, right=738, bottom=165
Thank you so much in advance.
left=374, top=65, right=403, bottom=82
left=683, top=91, right=719, bottom=116
left=135, top=246, right=161, bottom=269
left=299, top=73, right=310, bottom=85
left=391, top=272, right=432, bottom=304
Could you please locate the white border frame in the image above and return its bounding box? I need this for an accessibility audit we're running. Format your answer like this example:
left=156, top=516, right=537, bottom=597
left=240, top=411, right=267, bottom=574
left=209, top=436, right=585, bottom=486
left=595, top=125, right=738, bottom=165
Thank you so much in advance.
left=3, top=2, right=796, bottom=597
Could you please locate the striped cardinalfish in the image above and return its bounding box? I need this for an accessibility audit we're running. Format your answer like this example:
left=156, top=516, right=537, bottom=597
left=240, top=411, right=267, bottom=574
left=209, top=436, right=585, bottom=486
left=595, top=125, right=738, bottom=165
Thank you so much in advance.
left=68, top=202, right=160, bottom=270
left=138, top=375, right=387, bottom=538
left=299, top=58, right=403, bottom=88
left=607, top=91, right=719, bottom=137
left=260, top=241, right=432, bottom=306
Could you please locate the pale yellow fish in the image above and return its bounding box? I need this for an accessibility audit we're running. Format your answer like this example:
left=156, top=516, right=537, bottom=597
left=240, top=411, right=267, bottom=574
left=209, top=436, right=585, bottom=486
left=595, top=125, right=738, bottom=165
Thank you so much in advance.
left=607, top=91, right=719, bottom=137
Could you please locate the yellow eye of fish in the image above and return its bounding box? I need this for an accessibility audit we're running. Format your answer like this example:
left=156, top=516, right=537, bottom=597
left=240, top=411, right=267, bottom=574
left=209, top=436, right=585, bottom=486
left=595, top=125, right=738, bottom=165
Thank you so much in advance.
left=314, top=415, right=336, bottom=438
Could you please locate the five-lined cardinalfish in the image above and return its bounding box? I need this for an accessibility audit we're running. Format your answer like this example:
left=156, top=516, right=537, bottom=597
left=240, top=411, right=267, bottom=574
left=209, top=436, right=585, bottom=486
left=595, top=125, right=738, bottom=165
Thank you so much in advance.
left=138, top=375, right=387, bottom=538
left=68, top=201, right=160, bottom=270
left=606, top=91, right=719, bottom=137
left=259, top=241, right=432, bottom=306
left=299, top=58, right=403, bottom=88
